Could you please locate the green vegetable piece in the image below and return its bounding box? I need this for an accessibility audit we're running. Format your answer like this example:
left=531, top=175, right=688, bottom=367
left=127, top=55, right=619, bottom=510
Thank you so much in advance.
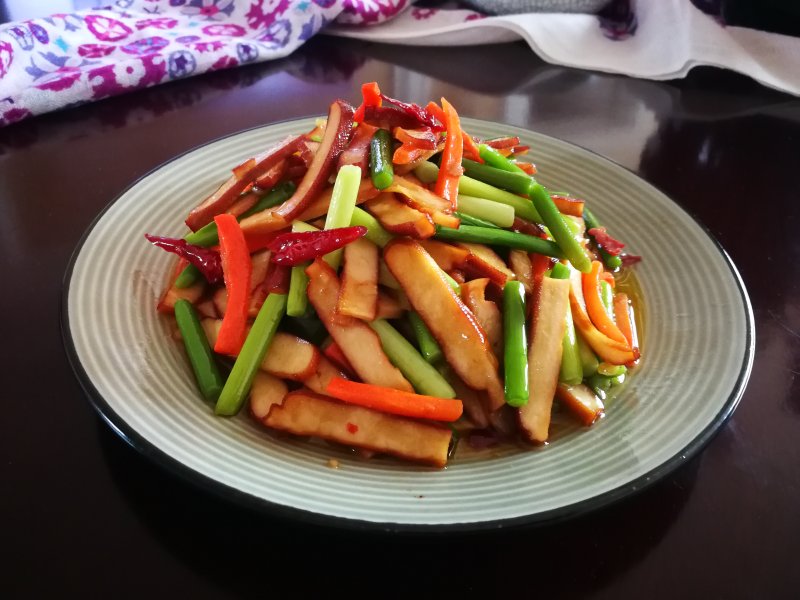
left=462, top=158, right=533, bottom=196
left=378, top=260, right=401, bottom=289
left=287, top=265, right=309, bottom=317
left=529, top=183, right=592, bottom=273
left=576, top=333, right=599, bottom=378
left=583, top=207, right=623, bottom=270
left=370, top=129, right=394, bottom=190
left=549, top=262, right=571, bottom=280
left=368, top=319, right=455, bottom=398
left=588, top=373, right=613, bottom=396
left=215, top=293, right=287, bottom=416
left=478, top=143, right=527, bottom=174
left=559, top=304, right=583, bottom=385
left=286, top=221, right=315, bottom=317
left=600, top=280, right=614, bottom=318
left=456, top=194, right=515, bottom=227
left=350, top=206, right=394, bottom=247
left=174, top=264, right=202, bottom=289
left=442, top=269, right=461, bottom=294
left=323, top=165, right=362, bottom=269
left=454, top=211, right=501, bottom=229
left=408, top=311, right=443, bottom=364
left=174, top=299, right=225, bottom=402
left=433, top=224, right=564, bottom=259
left=597, top=362, right=627, bottom=377
left=414, top=161, right=542, bottom=223
left=503, top=281, right=529, bottom=407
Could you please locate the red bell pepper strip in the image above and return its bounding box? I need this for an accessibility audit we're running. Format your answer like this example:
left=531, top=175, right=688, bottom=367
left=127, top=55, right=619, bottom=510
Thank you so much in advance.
left=434, top=97, right=464, bottom=209
left=353, top=82, right=382, bottom=123
left=267, top=226, right=367, bottom=266
left=144, top=234, right=223, bottom=284
left=213, top=214, right=252, bottom=356
left=325, top=377, right=463, bottom=422
left=484, top=136, right=520, bottom=149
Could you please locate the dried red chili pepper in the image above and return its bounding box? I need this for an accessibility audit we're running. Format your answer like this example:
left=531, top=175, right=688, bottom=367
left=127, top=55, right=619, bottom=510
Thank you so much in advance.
left=144, top=234, right=223, bottom=284
left=267, top=226, right=367, bottom=266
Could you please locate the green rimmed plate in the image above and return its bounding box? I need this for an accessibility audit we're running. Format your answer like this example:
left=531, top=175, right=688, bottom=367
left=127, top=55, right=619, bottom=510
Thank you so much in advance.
left=62, top=117, right=754, bottom=531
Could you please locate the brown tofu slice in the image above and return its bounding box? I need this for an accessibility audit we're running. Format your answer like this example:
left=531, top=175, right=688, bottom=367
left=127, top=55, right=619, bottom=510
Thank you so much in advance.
left=265, top=391, right=452, bottom=467
left=383, top=238, right=505, bottom=410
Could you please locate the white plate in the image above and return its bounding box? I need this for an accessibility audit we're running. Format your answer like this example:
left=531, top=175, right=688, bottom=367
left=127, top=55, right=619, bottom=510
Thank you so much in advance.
left=62, top=117, right=754, bottom=531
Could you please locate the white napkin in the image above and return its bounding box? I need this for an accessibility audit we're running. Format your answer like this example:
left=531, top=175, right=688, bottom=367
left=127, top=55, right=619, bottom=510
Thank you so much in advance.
left=325, top=0, right=800, bottom=97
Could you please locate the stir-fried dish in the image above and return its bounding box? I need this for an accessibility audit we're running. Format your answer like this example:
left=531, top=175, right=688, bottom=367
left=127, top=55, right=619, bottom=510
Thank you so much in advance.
left=146, top=83, right=642, bottom=468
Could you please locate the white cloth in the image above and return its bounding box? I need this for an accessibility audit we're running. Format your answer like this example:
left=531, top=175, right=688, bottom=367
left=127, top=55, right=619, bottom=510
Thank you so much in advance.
left=326, top=0, right=800, bottom=96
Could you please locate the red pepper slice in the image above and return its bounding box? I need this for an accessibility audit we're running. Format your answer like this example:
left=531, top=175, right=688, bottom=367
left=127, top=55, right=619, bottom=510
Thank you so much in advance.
left=484, top=136, right=520, bottom=149
left=434, top=97, right=464, bottom=209
left=353, top=82, right=382, bottom=123
left=213, top=214, right=252, bottom=356
left=144, top=234, right=223, bottom=284
left=267, top=226, right=367, bottom=266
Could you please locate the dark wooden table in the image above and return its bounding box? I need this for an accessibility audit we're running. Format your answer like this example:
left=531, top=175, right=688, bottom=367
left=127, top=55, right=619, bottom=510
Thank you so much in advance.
left=3, top=36, right=799, bottom=598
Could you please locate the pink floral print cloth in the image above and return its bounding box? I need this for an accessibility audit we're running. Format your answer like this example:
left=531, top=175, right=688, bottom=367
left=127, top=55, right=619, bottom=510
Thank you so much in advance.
left=0, top=0, right=410, bottom=126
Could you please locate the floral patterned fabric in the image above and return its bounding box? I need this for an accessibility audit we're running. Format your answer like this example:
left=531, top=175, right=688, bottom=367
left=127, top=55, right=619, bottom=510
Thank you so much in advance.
left=0, top=0, right=410, bottom=126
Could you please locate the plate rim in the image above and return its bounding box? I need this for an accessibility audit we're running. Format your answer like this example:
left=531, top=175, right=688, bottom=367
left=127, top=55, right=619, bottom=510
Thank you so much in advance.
left=61, top=116, right=755, bottom=533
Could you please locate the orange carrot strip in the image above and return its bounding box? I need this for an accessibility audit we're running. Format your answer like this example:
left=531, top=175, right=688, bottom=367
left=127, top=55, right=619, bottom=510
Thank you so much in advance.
left=213, top=214, right=252, bottom=356
left=583, top=260, right=627, bottom=344
left=434, top=97, right=464, bottom=209
left=613, top=292, right=639, bottom=357
left=325, top=377, right=463, bottom=422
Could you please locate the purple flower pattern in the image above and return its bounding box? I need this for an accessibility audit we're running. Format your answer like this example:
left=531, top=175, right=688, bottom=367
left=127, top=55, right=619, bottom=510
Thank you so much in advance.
left=0, top=0, right=409, bottom=127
